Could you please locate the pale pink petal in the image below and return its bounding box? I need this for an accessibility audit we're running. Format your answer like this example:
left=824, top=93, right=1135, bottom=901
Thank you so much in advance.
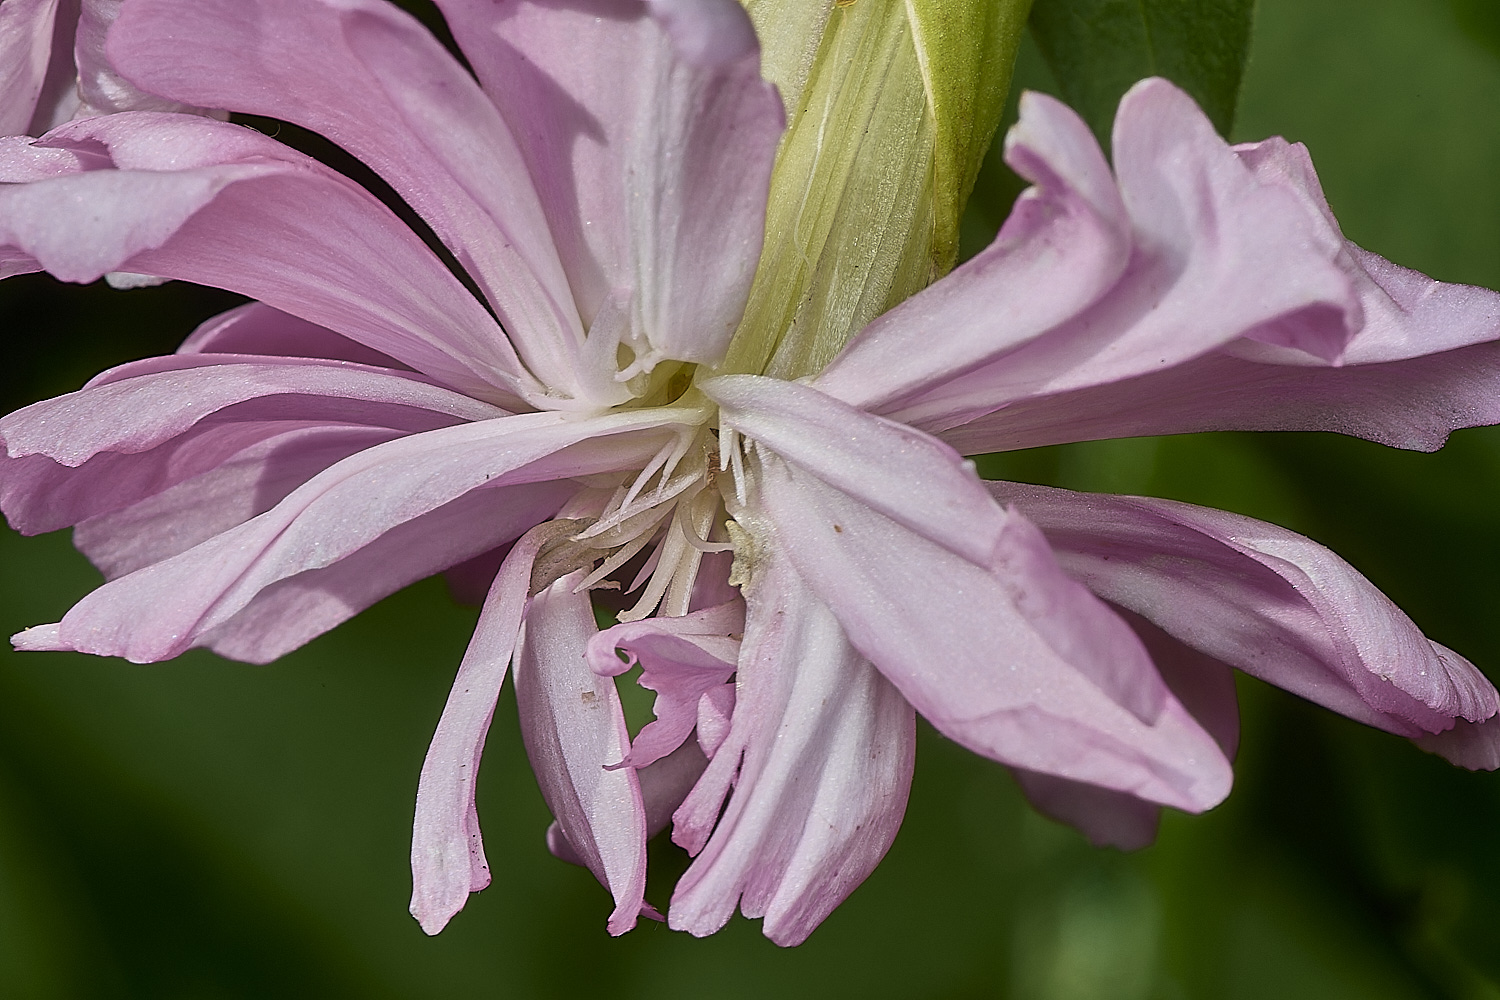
left=708, top=374, right=1183, bottom=729
left=667, top=542, right=915, bottom=946
left=705, top=375, right=1012, bottom=566
left=14, top=408, right=696, bottom=662
left=72, top=423, right=403, bottom=578
left=936, top=341, right=1500, bottom=455
left=1011, top=770, right=1161, bottom=851
left=936, top=139, right=1500, bottom=455
left=0, top=113, right=534, bottom=404
left=1234, top=136, right=1500, bottom=364
left=546, top=737, right=709, bottom=866
left=107, top=0, right=609, bottom=403
left=994, top=482, right=1500, bottom=740
left=834, top=78, right=1356, bottom=434
left=815, top=89, right=1131, bottom=412
left=695, top=683, right=735, bottom=759
left=436, top=0, right=783, bottom=367
left=586, top=600, right=743, bottom=768
left=739, top=448, right=1231, bottom=812
left=1012, top=609, right=1240, bottom=850
left=411, top=519, right=584, bottom=934
left=3, top=357, right=499, bottom=464
left=1415, top=712, right=1500, bottom=771
left=73, top=0, right=212, bottom=117
left=0, top=0, right=60, bottom=135
left=515, top=573, right=649, bottom=935
left=207, top=480, right=575, bottom=664
left=177, top=302, right=410, bottom=369
left=0, top=359, right=503, bottom=533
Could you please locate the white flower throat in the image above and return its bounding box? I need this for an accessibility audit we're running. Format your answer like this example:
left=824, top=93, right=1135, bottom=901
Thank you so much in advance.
left=537, top=417, right=745, bottom=623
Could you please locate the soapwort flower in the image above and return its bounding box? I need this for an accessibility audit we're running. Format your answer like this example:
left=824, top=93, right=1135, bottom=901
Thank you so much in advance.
left=2, top=0, right=1499, bottom=946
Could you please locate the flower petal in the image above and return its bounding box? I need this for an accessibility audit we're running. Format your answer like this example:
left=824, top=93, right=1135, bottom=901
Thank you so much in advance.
left=72, top=423, right=403, bottom=579
left=1011, top=770, right=1161, bottom=851
left=0, top=358, right=503, bottom=533
left=828, top=78, right=1355, bottom=434
left=14, top=408, right=697, bottom=662
left=667, top=538, right=915, bottom=946
left=709, top=374, right=1193, bottom=731
left=937, top=139, right=1500, bottom=455
left=1012, top=608, right=1240, bottom=850
left=586, top=600, right=743, bottom=769
left=177, top=302, right=411, bottom=369
left=1415, top=713, right=1500, bottom=771
left=436, top=0, right=783, bottom=368
left=74, top=0, right=214, bottom=118
left=410, top=519, right=585, bottom=934
left=814, top=88, right=1131, bottom=413
left=0, top=112, right=534, bottom=404
left=936, top=341, right=1500, bottom=455
left=705, top=374, right=1009, bottom=566
left=994, top=482, right=1500, bottom=741
left=204, top=481, right=575, bottom=664
left=0, top=0, right=60, bottom=135
left=745, top=451, right=1229, bottom=811
left=515, top=572, right=649, bottom=935
left=107, top=0, right=609, bottom=402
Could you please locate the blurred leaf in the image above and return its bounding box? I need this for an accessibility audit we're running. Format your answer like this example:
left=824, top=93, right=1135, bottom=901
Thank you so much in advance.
left=1028, top=0, right=1255, bottom=144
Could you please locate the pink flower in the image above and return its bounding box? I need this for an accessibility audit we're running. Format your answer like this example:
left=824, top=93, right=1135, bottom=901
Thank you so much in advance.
left=3, top=0, right=1500, bottom=947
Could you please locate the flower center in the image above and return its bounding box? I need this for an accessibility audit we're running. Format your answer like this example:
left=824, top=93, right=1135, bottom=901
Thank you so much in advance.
left=555, top=422, right=741, bottom=622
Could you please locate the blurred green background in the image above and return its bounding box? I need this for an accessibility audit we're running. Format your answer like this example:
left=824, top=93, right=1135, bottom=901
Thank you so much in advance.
left=4, top=0, right=1500, bottom=996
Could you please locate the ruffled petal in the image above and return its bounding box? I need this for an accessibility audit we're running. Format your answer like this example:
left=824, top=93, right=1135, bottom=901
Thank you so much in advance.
left=827, top=78, right=1356, bottom=434
left=436, top=0, right=783, bottom=368
left=667, top=536, right=915, bottom=946
left=206, top=480, right=575, bottom=664
left=587, top=600, right=743, bottom=768
left=994, top=482, right=1500, bottom=742
left=1011, top=769, right=1161, bottom=851
left=0, top=357, right=503, bottom=533
left=12, top=407, right=698, bottom=662
left=937, top=341, right=1500, bottom=455
left=0, top=112, right=534, bottom=404
left=937, top=139, right=1500, bottom=456
left=1415, top=712, right=1500, bottom=771
left=107, top=0, right=611, bottom=402
left=744, top=448, right=1229, bottom=811
left=515, top=572, right=649, bottom=935
left=410, top=519, right=585, bottom=934
left=71, top=423, right=403, bottom=579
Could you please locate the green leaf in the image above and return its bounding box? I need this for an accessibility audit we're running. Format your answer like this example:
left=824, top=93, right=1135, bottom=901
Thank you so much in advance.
left=1028, top=0, right=1256, bottom=145
left=720, top=0, right=1031, bottom=380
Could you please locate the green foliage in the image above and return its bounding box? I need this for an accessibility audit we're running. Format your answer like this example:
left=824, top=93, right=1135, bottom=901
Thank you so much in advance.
left=1028, top=0, right=1256, bottom=145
